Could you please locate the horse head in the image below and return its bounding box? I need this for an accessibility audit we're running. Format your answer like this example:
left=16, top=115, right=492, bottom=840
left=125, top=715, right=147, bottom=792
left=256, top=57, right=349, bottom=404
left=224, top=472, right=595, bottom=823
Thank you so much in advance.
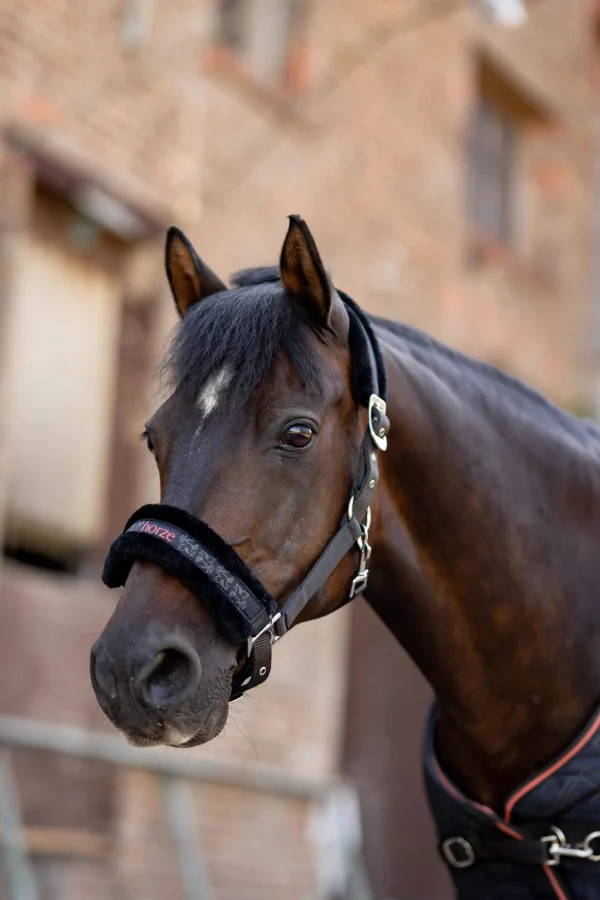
left=90, top=217, right=373, bottom=748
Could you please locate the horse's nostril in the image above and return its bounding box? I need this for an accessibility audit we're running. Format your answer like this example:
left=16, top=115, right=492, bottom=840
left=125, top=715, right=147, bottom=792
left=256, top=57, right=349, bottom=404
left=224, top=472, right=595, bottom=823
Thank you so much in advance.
left=136, top=641, right=201, bottom=711
left=90, top=643, right=115, bottom=699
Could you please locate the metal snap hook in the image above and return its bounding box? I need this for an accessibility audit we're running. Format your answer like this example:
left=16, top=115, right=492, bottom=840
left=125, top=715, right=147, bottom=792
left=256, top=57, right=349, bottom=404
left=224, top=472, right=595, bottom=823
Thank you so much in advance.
left=542, top=827, right=594, bottom=865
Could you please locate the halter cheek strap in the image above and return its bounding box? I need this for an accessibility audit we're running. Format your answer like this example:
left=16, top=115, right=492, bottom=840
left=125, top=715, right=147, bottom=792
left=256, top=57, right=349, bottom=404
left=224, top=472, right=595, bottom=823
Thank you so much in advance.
left=102, top=300, right=390, bottom=702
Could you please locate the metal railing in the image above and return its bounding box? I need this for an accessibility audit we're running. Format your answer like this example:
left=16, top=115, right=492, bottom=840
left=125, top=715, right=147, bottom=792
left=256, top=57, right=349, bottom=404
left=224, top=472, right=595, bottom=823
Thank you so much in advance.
left=0, top=715, right=373, bottom=900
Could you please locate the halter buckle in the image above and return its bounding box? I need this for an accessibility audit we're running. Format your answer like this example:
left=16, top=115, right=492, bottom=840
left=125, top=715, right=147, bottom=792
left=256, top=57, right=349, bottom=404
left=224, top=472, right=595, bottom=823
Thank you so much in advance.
left=369, top=394, right=388, bottom=451
left=349, top=569, right=369, bottom=599
left=246, top=612, right=282, bottom=659
left=349, top=521, right=371, bottom=599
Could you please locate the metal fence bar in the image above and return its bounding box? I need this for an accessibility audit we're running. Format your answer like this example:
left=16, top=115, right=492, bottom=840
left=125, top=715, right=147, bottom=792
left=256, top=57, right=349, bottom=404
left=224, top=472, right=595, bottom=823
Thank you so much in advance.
left=346, top=852, right=375, bottom=900
left=163, top=776, right=215, bottom=900
left=0, top=716, right=326, bottom=799
left=0, top=716, right=376, bottom=900
left=0, top=749, right=38, bottom=900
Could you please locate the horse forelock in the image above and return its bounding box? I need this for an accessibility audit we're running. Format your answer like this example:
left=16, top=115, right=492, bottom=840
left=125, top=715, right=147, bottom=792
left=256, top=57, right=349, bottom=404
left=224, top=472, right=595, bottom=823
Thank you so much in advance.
left=160, top=271, right=326, bottom=410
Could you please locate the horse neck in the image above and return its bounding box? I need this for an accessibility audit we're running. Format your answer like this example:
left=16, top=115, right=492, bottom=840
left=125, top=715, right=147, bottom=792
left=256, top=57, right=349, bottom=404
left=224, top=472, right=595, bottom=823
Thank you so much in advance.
left=367, top=332, right=600, bottom=808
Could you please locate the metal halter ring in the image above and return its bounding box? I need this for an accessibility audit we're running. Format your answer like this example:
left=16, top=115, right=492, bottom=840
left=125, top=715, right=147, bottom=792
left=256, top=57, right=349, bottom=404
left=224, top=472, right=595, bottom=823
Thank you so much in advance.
left=441, top=837, right=475, bottom=869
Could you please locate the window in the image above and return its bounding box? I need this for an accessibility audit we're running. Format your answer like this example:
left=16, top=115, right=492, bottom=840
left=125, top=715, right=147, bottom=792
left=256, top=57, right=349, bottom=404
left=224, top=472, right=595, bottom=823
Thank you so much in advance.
left=476, top=0, right=527, bottom=28
left=216, top=0, right=306, bottom=88
left=217, top=0, right=246, bottom=51
left=120, top=0, right=156, bottom=48
left=467, top=94, right=517, bottom=246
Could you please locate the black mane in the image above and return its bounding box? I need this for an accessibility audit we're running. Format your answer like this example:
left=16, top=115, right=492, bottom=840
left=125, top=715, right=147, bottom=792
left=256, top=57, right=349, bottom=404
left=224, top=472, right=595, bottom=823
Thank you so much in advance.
left=163, top=265, right=598, bottom=443
left=374, top=316, right=599, bottom=442
left=231, top=266, right=280, bottom=287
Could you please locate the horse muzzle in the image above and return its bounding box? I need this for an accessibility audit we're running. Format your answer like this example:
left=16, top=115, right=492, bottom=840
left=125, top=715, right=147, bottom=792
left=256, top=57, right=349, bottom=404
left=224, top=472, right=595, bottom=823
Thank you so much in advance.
left=90, top=616, right=233, bottom=747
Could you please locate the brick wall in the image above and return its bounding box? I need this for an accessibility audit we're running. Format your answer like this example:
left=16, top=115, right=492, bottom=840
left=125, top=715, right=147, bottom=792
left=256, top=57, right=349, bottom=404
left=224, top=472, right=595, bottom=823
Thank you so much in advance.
left=0, top=0, right=205, bottom=227
left=460, top=0, right=597, bottom=406
left=197, top=0, right=596, bottom=408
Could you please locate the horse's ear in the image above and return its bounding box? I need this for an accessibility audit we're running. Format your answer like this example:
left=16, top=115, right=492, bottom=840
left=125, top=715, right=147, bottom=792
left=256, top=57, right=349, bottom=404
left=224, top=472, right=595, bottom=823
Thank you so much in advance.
left=165, top=226, right=227, bottom=318
left=280, top=215, right=334, bottom=327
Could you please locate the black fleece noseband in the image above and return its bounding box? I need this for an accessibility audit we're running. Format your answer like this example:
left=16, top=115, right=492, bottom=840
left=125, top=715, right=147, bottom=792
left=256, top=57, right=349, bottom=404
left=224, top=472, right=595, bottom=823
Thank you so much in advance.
left=102, top=298, right=390, bottom=701
left=103, top=505, right=277, bottom=645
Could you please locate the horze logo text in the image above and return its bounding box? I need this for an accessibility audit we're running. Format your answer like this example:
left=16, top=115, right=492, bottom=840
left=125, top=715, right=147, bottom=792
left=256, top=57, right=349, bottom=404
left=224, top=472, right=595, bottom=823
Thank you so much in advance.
left=137, top=521, right=176, bottom=542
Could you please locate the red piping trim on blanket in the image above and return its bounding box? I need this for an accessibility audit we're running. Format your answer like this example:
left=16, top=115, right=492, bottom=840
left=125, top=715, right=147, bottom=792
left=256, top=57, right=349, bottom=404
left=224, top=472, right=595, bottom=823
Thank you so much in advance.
left=495, top=820, right=521, bottom=840
left=543, top=865, right=569, bottom=900
left=431, top=749, right=571, bottom=899
left=431, top=756, right=496, bottom=817
left=496, top=824, right=567, bottom=900
left=504, top=709, right=600, bottom=824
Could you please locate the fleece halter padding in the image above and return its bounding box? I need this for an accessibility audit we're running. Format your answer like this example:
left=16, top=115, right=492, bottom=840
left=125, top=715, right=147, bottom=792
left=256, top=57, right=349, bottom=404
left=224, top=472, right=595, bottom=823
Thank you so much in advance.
left=102, top=504, right=276, bottom=645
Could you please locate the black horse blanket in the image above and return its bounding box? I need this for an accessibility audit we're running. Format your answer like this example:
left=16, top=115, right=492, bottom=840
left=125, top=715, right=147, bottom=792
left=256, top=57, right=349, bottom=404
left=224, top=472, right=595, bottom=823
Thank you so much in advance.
left=424, top=705, right=600, bottom=899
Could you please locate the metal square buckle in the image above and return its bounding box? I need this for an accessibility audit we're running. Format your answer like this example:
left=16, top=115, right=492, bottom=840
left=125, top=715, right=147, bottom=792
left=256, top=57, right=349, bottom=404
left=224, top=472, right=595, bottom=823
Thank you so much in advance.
left=246, top=612, right=282, bottom=659
left=441, top=837, right=475, bottom=869
left=369, top=394, right=388, bottom=451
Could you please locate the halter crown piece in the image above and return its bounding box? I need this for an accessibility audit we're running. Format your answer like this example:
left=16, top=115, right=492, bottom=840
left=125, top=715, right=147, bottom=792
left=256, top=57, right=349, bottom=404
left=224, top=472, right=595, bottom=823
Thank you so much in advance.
left=102, top=294, right=390, bottom=701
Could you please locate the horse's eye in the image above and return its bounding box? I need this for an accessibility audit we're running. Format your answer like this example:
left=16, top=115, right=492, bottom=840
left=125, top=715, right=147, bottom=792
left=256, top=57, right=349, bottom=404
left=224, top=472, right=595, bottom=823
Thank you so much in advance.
left=281, top=424, right=314, bottom=449
left=142, top=430, right=155, bottom=454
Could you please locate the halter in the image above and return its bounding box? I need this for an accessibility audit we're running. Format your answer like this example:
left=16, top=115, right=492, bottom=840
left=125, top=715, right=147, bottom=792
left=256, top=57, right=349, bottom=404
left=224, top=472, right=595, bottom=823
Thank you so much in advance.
left=102, top=295, right=390, bottom=702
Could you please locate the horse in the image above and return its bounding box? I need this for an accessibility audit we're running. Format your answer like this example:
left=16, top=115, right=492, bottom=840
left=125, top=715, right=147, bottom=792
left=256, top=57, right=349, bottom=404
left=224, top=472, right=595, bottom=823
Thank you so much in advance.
left=91, top=216, right=600, bottom=899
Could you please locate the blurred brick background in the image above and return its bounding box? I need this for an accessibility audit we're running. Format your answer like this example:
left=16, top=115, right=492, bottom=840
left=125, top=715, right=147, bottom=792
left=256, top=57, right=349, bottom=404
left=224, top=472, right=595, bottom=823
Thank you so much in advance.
left=0, top=1, right=598, bottom=899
